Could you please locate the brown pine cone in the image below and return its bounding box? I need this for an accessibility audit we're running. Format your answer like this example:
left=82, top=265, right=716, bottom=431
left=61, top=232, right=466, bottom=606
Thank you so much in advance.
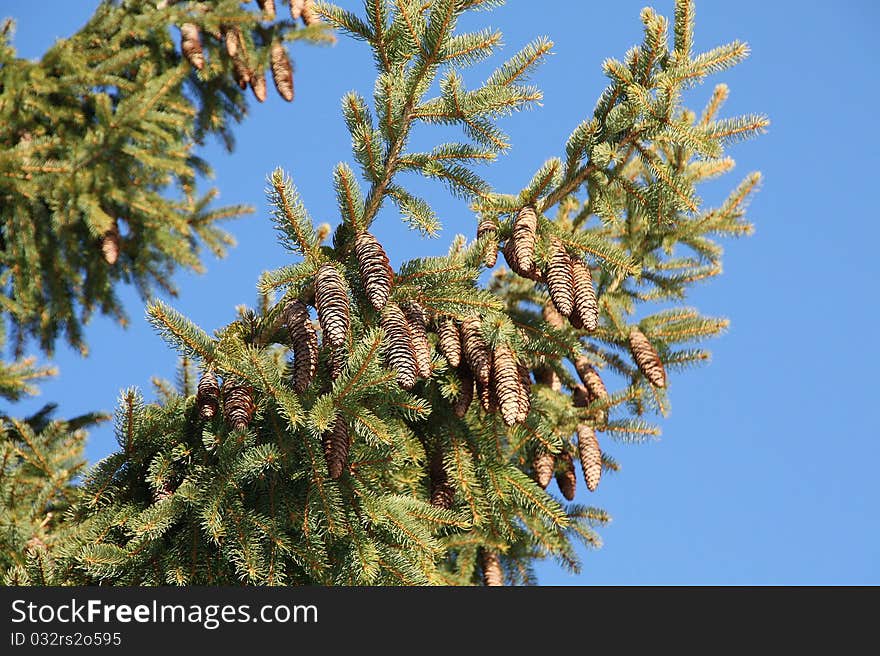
left=534, top=366, right=562, bottom=392
left=283, top=299, right=318, bottom=393
left=100, top=222, right=120, bottom=265
left=323, top=414, right=349, bottom=480
left=257, top=0, right=276, bottom=20
left=533, top=451, right=555, bottom=489
left=289, top=0, right=305, bottom=20
left=315, top=264, right=350, bottom=348
left=477, top=216, right=498, bottom=268
left=270, top=42, right=294, bottom=102
left=546, top=239, right=574, bottom=317
left=429, top=448, right=455, bottom=509
left=479, top=548, right=504, bottom=586
left=501, top=238, right=542, bottom=281
left=223, top=26, right=240, bottom=58
left=492, top=343, right=520, bottom=427
left=574, top=357, right=608, bottom=402
left=516, top=363, right=531, bottom=423
left=380, top=303, right=417, bottom=390
left=577, top=424, right=602, bottom=492
left=404, top=302, right=432, bottom=379
left=196, top=371, right=220, bottom=420
left=354, top=232, right=393, bottom=311
left=301, top=0, right=319, bottom=25
left=628, top=327, right=667, bottom=388
left=512, top=206, right=538, bottom=274
left=250, top=69, right=267, bottom=102
left=555, top=449, right=577, bottom=501
left=233, top=57, right=252, bottom=89
left=438, top=317, right=461, bottom=368
left=571, top=258, right=598, bottom=331
left=180, top=23, right=204, bottom=71
left=572, top=384, right=590, bottom=408
left=223, top=382, right=256, bottom=431
left=460, top=316, right=490, bottom=387
left=476, top=377, right=497, bottom=414
left=453, top=366, right=474, bottom=418
left=542, top=302, right=566, bottom=330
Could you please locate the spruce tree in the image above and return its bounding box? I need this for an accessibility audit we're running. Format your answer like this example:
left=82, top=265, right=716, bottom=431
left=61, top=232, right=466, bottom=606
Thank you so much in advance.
left=21, top=0, right=765, bottom=585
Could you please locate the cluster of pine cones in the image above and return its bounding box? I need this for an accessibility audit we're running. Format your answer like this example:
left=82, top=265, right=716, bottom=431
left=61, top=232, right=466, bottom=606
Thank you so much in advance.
left=195, top=371, right=256, bottom=432
left=178, top=0, right=320, bottom=103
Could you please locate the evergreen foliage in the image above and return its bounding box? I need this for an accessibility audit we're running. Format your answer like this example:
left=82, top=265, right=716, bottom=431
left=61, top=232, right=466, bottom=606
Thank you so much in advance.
left=7, top=0, right=765, bottom=585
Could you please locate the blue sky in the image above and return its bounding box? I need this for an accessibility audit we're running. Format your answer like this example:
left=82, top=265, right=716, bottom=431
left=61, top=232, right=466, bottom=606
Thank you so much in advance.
left=5, top=1, right=878, bottom=584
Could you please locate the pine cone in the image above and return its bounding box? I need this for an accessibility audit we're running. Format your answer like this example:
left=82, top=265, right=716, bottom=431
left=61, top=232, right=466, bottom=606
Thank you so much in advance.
left=572, top=384, right=590, bottom=408
left=250, top=69, right=267, bottom=102
left=180, top=23, right=204, bottom=71
left=438, top=317, right=461, bottom=368
left=512, top=205, right=538, bottom=273
left=546, top=240, right=574, bottom=317
left=577, top=424, right=602, bottom=492
left=476, top=377, right=497, bottom=413
left=329, top=347, right=346, bottom=382
left=571, top=258, right=598, bottom=331
left=257, top=0, right=276, bottom=20
left=301, top=0, right=319, bottom=25
left=453, top=366, right=474, bottom=418
left=501, top=238, right=541, bottom=281
left=196, top=371, right=220, bottom=420
left=555, top=449, right=577, bottom=501
left=270, top=42, right=294, bottom=102
left=315, top=263, right=350, bottom=348
left=223, top=27, right=240, bottom=58
left=516, top=363, right=531, bottom=423
left=100, top=222, right=120, bottom=265
left=477, top=216, right=498, bottom=268
left=223, top=382, right=255, bottom=431
left=534, top=366, right=561, bottom=392
left=233, top=57, right=252, bottom=89
left=533, top=451, right=555, bottom=489
left=542, top=301, right=565, bottom=329
left=380, top=303, right=417, bottom=390
left=628, top=327, right=667, bottom=388
left=492, top=343, right=520, bottom=427
left=574, top=357, right=608, bottom=402
left=283, top=299, right=318, bottom=393
left=354, top=232, right=393, bottom=311
left=289, top=0, right=305, bottom=20
left=479, top=549, right=504, bottom=587
left=404, top=302, right=432, bottom=379
left=323, top=414, right=349, bottom=480
left=460, top=316, right=490, bottom=387
left=429, top=448, right=455, bottom=509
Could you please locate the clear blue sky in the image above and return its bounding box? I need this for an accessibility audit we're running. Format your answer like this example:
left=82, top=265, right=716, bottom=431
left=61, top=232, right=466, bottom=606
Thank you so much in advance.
left=5, top=1, right=878, bottom=585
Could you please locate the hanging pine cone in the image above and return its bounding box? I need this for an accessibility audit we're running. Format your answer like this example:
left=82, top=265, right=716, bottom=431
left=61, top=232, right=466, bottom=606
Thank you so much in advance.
left=100, top=222, right=120, bottom=265
left=516, top=363, right=531, bottom=423
left=577, top=424, right=602, bottom=492
left=512, top=206, right=538, bottom=275
left=323, top=414, right=349, bottom=480
left=315, top=264, right=350, bottom=348
left=223, top=382, right=255, bottom=431
left=501, top=238, right=541, bottom=281
left=180, top=23, right=204, bottom=71
left=429, top=448, right=455, bottom=509
left=477, top=216, right=498, bottom=268
left=289, top=0, right=305, bottom=20
left=542, top=301, right=565, bottom=330
left=453, top=366, right=474, bottom=418
left=533, top=451, right=555, bottom=489
left=479, top=549, right=504, bottom=587
left=233, top=57, right=252, bottom=89
left=572, top=384, right=590, bottom=408
left=555, top=449, right=577, bottom=501
left=283, top=299, right=318, bottom=393
left=250, top=69, right=267, bottom=102
left=301, top=0, right=319, bottom=25
left=534, top=366, right=561, bottom=392
left=270, top=42, right=294, bottom=102
left=329, top=347, right=346, bottom=382
left=438, top=317, right=461, bottom=368
left=223, top=26, right=240, bottom=58
left=628, top=327, right=667, bottom=388
left=476, top=377, right=498, bottom=413
left=257, top=0, right=276, bottom=20
left=460, top=316, right=490, bottom=387
left=196, top=371, right=220, bottom=420
left=546, top=239, right=574, bottom=317
left=574, top=357, right=609, bottom=402
left=404, top=302, right=432, bottom=379
left=354, top=232, right=393, bottom=311
left=380, top=303, right=417, bottom=390
left=571, top=258, right=598, bottom=331
left=492, top=344, right=520, bottom=427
